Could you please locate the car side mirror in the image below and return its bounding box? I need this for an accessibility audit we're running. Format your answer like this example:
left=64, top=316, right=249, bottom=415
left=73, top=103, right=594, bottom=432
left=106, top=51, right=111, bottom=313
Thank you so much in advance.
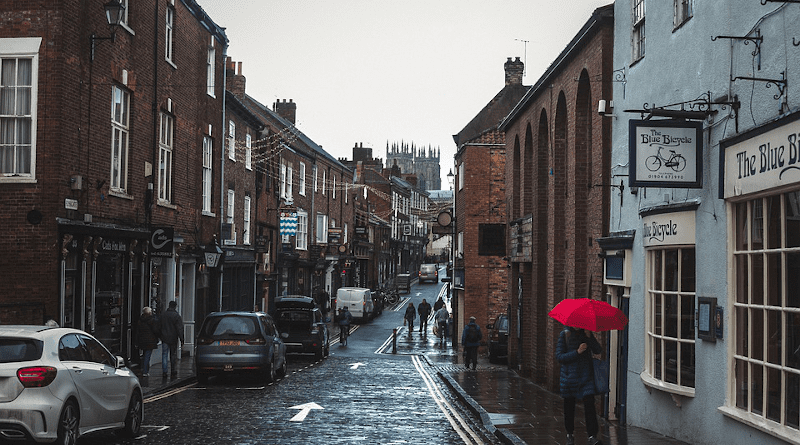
left=440, top=277, right=452, bottom=283
left=281, top=332, right=289, bottom=339
left=115, top=356, right=126, bottom=368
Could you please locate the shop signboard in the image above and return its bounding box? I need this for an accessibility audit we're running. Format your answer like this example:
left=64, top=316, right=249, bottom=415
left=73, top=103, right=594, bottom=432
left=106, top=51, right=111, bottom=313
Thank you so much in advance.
left=150, top=227, right=174, bottom=257
left=642, top=210, right=695, bottom=248
left=629, top=119, right=703, bottom=188
left=720, top=111, right=800, bottom=199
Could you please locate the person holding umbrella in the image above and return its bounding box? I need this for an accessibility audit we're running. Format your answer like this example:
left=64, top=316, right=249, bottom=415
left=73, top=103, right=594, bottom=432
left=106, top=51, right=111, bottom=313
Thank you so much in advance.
left=550, top=298, right=626, bottom=445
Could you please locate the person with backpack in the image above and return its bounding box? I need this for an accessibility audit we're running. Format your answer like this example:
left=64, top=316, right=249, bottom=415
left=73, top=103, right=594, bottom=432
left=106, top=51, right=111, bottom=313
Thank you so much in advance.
left=136, top=306, right=159, bottom=377
left=417, top=299, right=432, bottom=334
left=404, top=303, right=417, bottom=332
left=434, top=306, right=449, bottom=341
left=556, top=326, right=603, bottom=445
left=461, top=316, right=482, bottom=369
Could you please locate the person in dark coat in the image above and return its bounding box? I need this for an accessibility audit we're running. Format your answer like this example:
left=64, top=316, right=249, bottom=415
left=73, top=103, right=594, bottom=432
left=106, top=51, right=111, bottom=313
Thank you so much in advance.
left=556, top=326, right=603, bottom=445
left=136, top=307, right=159, bottom=377
left=160, top=301, right=184, bottom=378
left=404, top=303, right=417, bottom=332
left=433, top=297, right=444, bottom=312
left=461, top=316, right=482, bottom=369
left=417, top=299, right=432, bottom=334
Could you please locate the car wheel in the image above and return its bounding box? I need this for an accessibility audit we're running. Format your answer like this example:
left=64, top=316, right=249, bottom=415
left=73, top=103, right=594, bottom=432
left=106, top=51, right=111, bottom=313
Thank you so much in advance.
left=56, top=400, right=79, bottom=445
left=122, top=390, right=143, bottom=437
left=324, top=341, right=330, bottom=357
left=315, top=344, right=323, bottom=360
left=263, top=361, right=275, bottom=384
left=276, top=356, right=288, bottom=378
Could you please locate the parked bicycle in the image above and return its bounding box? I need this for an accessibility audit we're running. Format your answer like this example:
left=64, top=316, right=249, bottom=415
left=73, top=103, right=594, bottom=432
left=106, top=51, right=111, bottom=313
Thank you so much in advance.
left=645, top=146, right=686, bottom=172
left=380, top=287, right=400, bottom=305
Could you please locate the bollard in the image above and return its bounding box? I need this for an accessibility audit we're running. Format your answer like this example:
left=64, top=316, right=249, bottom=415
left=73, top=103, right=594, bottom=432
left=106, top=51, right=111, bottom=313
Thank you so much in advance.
left=392, top=328, right=397, bottom=354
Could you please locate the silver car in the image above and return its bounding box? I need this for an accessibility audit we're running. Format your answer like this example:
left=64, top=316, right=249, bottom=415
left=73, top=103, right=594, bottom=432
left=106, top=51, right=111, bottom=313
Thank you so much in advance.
left=195, top=312, right=287, bottom=384
left=0, top=325, right=143, bottom=444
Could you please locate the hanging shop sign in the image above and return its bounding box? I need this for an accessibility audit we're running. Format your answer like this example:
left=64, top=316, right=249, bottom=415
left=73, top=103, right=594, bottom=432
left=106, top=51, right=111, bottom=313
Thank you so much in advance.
left=280, top=212, right=297, bottom=237
left=150, top=227, right=174, bottom=257
left=720, top=111, right=800, bottom=199
left=642, top=210, right=695, bottom=248
left=629, top=119, right=703, bottom=188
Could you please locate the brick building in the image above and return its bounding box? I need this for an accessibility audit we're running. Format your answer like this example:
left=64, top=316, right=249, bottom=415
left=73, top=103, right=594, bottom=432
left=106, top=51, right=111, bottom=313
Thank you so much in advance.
left=498, top=5, right=613, bottom=391
left=451, top=56, right=529, bottom=350
left=0, top=0, right=228, bottom=361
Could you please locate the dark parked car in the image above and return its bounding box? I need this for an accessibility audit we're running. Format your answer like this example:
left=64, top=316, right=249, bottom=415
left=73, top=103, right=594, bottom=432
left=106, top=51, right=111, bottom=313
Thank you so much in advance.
left=487, top=314, right=509, bottom=363
left=274, top=296, right=329, bottom=360
left=418, top=263, right=439, bottom=283
left=195, top=312, right=287, bottom=384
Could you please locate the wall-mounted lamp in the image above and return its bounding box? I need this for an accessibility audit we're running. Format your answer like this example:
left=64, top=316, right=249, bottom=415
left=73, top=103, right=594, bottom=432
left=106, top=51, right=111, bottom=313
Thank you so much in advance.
left=598, top=100, right=616, bottom=118
left=90, top=0, right=126, bottom=61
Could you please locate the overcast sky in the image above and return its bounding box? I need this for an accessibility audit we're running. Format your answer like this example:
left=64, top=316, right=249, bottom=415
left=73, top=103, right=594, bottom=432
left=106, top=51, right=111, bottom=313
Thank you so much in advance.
left=197, top=0, right=610, bottom=187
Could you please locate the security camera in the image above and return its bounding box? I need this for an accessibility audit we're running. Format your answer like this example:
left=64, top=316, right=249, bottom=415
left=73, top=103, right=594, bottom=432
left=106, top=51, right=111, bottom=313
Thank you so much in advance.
left=598, top=99, right=609, bottom=115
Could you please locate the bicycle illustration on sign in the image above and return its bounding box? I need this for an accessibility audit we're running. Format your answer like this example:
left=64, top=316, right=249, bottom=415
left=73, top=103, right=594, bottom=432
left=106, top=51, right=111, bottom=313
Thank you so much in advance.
left=645, top=146, right=687, bottom=172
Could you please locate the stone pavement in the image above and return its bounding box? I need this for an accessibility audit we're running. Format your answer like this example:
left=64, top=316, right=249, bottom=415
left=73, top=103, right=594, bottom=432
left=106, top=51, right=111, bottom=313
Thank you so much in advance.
left=133, top=324, right=690, bottom=445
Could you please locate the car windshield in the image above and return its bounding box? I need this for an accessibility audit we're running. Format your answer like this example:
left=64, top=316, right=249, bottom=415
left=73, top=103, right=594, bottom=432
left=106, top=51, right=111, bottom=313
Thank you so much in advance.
left=0, top=339, right=43, bottom=363
left=277, top=311, right=311, bottom=323
left=202, top=316, right=257, bottom=337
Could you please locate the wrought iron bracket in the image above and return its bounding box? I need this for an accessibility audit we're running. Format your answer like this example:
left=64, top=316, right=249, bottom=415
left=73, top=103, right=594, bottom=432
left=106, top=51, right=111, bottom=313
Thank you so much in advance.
left=712, top=30, right=762, bottom=70
left=623, top=92, right=741, bottom=130
left=733, top=71, right=787, bottom=100
left=761, top=0, right=800, bottom=4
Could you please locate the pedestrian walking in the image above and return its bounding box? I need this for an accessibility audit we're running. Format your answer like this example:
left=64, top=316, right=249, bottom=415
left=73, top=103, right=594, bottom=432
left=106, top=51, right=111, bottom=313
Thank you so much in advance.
left=433, top=297, right=444, bottom=312
left=556, top=326, right=603, bottom=445
left=417, top=299, right=432, bottom=334
left=159, top=300, right=184, bottom=378
left=461, top=316, right=482, bottom=369
left=136, top=307, right=159, bottom=377
left=434, top=306, right=449, bottom=341
left=404, top=303, right=417, bottom=332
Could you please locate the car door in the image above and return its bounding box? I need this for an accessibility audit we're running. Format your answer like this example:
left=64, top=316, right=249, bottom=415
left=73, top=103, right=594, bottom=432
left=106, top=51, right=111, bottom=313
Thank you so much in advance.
left=60, top=334, right=128, bottom=428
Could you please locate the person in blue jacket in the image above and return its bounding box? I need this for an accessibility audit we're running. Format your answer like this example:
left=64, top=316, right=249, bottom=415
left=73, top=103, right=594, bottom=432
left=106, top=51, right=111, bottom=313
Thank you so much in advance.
left=556, top=326, right=603, bottom=445
left=461, top=316, right=482, bottom=370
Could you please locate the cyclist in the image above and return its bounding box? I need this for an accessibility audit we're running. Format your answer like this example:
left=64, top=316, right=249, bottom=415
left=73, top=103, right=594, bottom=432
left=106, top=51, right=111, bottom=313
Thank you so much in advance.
left=337, top=306, right=352, bottom=345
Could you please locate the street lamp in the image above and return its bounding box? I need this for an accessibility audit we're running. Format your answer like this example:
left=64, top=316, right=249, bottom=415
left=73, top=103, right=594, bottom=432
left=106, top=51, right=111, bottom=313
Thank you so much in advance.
left=91, top=0, right=126, bottom=61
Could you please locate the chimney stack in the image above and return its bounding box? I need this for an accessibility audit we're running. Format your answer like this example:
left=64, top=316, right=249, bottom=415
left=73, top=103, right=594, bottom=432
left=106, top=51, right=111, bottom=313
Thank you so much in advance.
left=273, top=99, right=297, bottom=124
left=504, top=56, right=524, bottom=86
left=226, top=57, right=246, bottom=100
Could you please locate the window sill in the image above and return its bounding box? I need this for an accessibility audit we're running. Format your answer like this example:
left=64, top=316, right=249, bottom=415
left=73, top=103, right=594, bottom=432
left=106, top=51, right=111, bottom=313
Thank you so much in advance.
left=166, top=58, right=177, bottom=70
left=718, top=405, right=800, bottom=445
left=0, top=176, right=36, bottom=184
left=157, top=200, right=177, bottom=210
left=202, top=211, right=216, bottom=217
left=640, top=371, right=695, bottom=402
left=109, top=190, right=133, bottom=200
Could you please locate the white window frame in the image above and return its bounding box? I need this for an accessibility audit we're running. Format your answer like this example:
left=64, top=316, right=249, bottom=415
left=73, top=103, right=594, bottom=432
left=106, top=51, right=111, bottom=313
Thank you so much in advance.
left=226, top=189, right=234, bottom=224
left=110, top=85, right=130, bottom=193
left=314, top=167, right=318, bottom=193
left=322, top=170, right=326, bottom=196
left=202, top=135, right=213, bottom=214
left=227, top=120, right=235, bottom=161
left=280, top=161, right=287, bottom=200
left=0, top=38, right=40, bottom=182
left=316, top=213, right=328, bottom=244
left=206, top=37, right=215, bottom=97
left=287, top=164, right=293, bottom=201
left=343, top=222, right=348, bottom=244
left=332, top=174, right=337, bottom=200
left=245, top=133, right=252, bottom=170
left=632, top=0, right=646, bottom=61
left=458, top=162, right=465, bottom=190
left=296, top=210, right=308, bottom=250
left=643, top=246, right=696, bottom=396
left=158, top=111, right=174, bottom=203
left=165, top=4, right=174, bottom=64
left=299, top=162, right=306, bottom=196
left=673, top=0, right=692, bottom=29
left=725, top=192, right=800, bottom=439
left=243, top=195, right=251, bottom=245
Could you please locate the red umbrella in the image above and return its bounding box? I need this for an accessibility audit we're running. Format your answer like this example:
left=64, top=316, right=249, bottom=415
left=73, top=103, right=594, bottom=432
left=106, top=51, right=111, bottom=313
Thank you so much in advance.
left=548, top=298, right=628, bottom=331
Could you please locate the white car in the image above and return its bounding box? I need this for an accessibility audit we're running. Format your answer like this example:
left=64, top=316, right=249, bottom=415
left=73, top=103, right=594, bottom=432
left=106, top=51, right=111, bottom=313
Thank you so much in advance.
left=0, top=325, right=143, bottom=444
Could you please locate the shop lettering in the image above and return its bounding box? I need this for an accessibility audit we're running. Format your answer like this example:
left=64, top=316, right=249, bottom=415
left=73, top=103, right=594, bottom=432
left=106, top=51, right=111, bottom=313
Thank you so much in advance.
left=640, top=129, right=692, bottom=145
left=101, top=239, right=127, bottom=252
left=643, top=220, right=678, bottom=243
left=735, top=133, right=800, bottom=179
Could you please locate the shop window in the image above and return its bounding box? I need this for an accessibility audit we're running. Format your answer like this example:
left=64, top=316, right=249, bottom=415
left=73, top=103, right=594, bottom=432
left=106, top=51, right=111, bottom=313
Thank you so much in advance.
left=645, top=247, right=696, bottom=391
left=732, top=192, right=800, bottom=433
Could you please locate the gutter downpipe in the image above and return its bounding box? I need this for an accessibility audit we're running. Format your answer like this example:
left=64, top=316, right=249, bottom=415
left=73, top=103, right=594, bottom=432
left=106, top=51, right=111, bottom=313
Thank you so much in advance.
left=219, top=41, right=228, bottom=311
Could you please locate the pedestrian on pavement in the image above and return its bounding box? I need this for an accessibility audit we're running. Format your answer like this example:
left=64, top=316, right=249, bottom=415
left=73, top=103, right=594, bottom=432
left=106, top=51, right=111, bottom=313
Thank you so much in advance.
left=404, top=302, right=417, bottom=332
left=461, top=316, right=482, bottom=369
left=159, top=300, right=184, bottom=378
left=417, top=299, right=432, bottom=334
left=136, top=306, right=159, bottom=377
left=433, top=297, right=444, bottom=312
left=556, top=326, right=603, bottom=445
left=434, top=306, right=449, bottom=341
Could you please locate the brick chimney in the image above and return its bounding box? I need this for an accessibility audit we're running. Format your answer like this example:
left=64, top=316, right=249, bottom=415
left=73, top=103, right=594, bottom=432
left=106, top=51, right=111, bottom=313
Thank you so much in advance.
left=273, top=99, right=297, bottom=124
left=504, top=56, right=524, bottom=86
left=226, top=57, right=246, bottom=100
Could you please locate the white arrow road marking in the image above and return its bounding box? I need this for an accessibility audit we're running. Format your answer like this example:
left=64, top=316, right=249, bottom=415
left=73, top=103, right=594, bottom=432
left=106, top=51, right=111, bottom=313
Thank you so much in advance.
left=349, top=362, right=365, bottom=369
left=289, top=402, right=323, bottom=422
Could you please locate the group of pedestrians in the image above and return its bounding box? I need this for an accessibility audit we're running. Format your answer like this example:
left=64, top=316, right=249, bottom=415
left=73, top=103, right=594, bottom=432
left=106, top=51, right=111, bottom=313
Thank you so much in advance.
left=135, top=300, right=184, bottom=378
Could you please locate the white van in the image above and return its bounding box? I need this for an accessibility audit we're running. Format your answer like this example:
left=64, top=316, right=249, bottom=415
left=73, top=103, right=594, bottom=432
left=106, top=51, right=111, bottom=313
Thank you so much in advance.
left=336, top=287, right=374, bottom=322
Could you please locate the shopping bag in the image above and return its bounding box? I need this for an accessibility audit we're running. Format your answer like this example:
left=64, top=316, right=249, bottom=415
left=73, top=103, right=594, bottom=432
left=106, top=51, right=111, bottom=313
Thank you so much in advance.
left=433, top=325, right=439, bottom=337
left=593, top=357, right=610, bottom=394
